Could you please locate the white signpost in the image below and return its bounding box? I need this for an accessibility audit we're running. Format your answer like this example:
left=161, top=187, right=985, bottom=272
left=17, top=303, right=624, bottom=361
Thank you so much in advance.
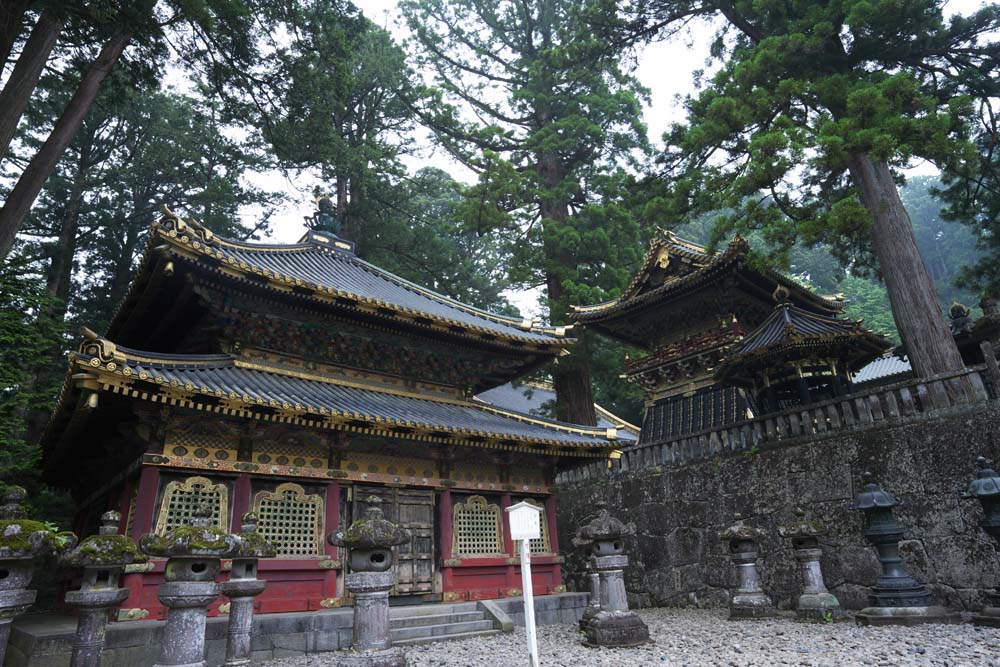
left=506, top=501, right=542, bottom=667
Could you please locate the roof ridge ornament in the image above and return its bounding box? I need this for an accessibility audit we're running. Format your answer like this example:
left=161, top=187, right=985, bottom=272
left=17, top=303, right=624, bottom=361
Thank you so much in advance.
left=156, top=205, right=219, bottom=248
left=79, top=327, right=126, bottom=366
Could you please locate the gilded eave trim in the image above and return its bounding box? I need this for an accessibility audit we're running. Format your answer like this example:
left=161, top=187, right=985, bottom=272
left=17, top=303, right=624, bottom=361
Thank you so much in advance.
left=71, top=357, right=616, bottom=457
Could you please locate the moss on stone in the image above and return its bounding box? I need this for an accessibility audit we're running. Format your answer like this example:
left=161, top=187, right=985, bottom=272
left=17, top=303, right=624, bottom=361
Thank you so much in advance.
left=0, top=520, right=75, bottom=556
left=140, top=525, right=237, bottom=558
left=63, top=535, right=148, bottom=567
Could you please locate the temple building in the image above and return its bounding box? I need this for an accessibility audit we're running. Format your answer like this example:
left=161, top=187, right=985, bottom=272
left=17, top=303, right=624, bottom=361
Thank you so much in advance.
left=569, top=230, right=890, bottom=446
left=41, top=208, right=626, bottom=621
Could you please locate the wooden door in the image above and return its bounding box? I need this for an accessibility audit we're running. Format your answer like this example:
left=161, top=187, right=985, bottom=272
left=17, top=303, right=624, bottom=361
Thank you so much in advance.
left=353, top=486, right=435, bottom=595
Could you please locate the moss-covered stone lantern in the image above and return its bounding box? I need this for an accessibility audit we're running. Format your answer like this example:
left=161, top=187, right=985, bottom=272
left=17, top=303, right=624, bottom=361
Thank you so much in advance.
left=60, top=510, right=146, bottom=667
left=139, top=504, right=240, bottom=667
left=573, top=502, right=649, bottom=648
left=328, top=496, right=410, bottom=666
left=778, top=509, right=842, bottom=621
left=0, top=486, right=76, bottom=666
left=720, top=515, right=776, bottom=620
left=220, top=512, right=276, bottom=667
left=966, top=457, right=1000, bottom=628
left=852, top=472, right=953, bottom=626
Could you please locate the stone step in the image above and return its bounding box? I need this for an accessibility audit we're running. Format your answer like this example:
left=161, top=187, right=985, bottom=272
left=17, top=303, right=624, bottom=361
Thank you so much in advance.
left=388, top=602, right=479, bottom=619
left=390, top=619, right=496, bottom=642
left=390, top=611, right=486, bottom=629
left=392, top=629, right=502, bottom=647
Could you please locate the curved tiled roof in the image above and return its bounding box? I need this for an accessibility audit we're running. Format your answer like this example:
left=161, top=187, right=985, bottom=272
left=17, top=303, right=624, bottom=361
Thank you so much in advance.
left=716, top=302, right=890, bottom=383
left=67, top=338, right=619, bottom=453
left=570, top=232, right=840, bottom=325
left=146, top=211, right=570, bottom=346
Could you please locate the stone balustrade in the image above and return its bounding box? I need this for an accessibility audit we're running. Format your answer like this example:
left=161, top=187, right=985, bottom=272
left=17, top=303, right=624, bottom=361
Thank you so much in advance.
left=558, top=365, right=997, bottom=484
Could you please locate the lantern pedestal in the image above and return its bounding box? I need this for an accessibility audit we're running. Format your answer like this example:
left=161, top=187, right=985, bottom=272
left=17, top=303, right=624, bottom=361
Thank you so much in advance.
left=580, top=556, right=649, bottom=647
left=339, top=571, right=405, bottom=667
left=965, top=457, right=1000, bottom=629
left=973, top=591, right=1000, bottom=628
left=721, top=519, right=776, bottom=620
left=855, top=605, right=958, bottom=627
left=853, top=473, right=957, bottom=627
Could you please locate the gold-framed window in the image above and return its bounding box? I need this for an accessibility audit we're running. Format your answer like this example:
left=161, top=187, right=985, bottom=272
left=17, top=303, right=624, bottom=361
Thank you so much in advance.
left=154, top=476, right=229, bottom=534
left=251, top=483, right=324, bottom=557
left=452, top=495, right=505, bottom=557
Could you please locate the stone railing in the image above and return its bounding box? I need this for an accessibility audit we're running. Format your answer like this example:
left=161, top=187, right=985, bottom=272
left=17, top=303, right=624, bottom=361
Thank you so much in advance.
left=558, top=364, right=998, bottom=485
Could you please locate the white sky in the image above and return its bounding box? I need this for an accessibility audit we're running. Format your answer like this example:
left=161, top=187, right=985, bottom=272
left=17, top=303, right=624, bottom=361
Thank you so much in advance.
left=248, top=0, right=987, bottom=316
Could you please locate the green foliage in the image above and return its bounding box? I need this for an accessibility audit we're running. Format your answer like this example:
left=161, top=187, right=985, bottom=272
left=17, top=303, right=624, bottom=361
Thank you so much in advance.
left=401, top=0, right=651, bottom=422
left=631, top=0, right=998, bottom=266
left=939, top=97, right=1000, bottom=297
left=0, top=253, right=65, bottom=486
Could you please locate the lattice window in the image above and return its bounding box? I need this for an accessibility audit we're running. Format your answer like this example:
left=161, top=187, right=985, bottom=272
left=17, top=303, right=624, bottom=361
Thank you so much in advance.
left=521, top=499, right=552, bottom=555
left=154, top=476, right=228, bottom=534
left=252, top=483, right=324, bottom=557
left=452, top=495, right=504, bottom=557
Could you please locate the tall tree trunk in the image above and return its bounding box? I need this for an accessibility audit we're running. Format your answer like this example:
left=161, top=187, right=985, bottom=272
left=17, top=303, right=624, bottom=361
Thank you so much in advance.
left=0, top=0, right=29, bottom=67
left=43, top=178, right=85, bottom=319
left=846, top=154, right=966, bottom=379
left=539, top=151, right=597, bottom=426
left=0, top=7, right=64, bottom=162
left=336, top=171, right=348, bottom=237
left=0, top=30, right=131, bottom=263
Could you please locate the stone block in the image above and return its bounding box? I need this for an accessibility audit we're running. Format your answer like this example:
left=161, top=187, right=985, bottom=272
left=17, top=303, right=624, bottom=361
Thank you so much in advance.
left=271, top=632, right=308, bottom=652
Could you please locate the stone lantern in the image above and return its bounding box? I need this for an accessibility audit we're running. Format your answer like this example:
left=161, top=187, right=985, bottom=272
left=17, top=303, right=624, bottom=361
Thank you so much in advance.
left=0, top=486, right=76, bottom=666
left=965, top=456, right=1000, bottom=628
left=139, top=504, right=240, bottom=667
left=220, top=512, right=276, bottom=667
left=852, top=472, right=952, bottom=625
left=573, top=502, right=649, bottom=647
left=328, top=496, right=411, bottom=667
left=570, top=523, right=601, bottom=632
left=720, top=515, right=776, bottom=620
left=60, top=510, right=147, bottom=667
left=778, top=509, right=842, bottom=621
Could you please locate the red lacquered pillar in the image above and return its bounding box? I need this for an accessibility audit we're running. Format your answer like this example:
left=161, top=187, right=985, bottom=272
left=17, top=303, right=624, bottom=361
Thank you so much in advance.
left=230, top=474, right=252, bottom=530
left=121, top=465, right=160, bottom=614
left=438, top=490, right=454, bottom=596
left=545, top=494, right=562, bottom=592
left=500, top=493, right=518, bottom=595
left=322, top=481, right=341, bottom=601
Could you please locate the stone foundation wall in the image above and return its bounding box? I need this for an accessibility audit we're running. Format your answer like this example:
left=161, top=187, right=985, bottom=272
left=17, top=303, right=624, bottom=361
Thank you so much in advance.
left=7, top=594, right=588, bottom=667
left=556, top=402, right=1000, bottom=612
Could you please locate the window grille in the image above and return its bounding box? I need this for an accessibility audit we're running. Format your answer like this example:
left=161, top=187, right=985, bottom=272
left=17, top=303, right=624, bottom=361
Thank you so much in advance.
left=252, top=483, right=324, bottom=557
left=522, top=498, right=552, bottom=554
left=154, top=476, right=228, bottom=534
left=452, top=495, right=504, bottom=557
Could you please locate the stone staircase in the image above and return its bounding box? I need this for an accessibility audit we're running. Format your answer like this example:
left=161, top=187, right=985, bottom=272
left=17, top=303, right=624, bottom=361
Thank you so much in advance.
left=389, top=602, right=503, bottom=646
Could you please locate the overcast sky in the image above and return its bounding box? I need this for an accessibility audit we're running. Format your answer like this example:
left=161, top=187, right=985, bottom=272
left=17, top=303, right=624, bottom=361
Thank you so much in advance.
left=254, top=1, right=719, bottom=246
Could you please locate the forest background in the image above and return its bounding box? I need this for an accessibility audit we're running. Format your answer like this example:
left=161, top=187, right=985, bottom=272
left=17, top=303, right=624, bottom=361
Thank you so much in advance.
left=0, top=0, right=998, bottom=522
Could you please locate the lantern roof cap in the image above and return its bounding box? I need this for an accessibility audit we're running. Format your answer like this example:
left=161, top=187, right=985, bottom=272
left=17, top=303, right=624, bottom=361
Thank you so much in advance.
left=139, top=504, right=240, bottom=559
left=61, top=511, right=147, bottom=568
left=967, top=457, right=1000, bottom=499
left=852, top=472, right=899, bottom=511
left=574, top=502, right=633, bottom=543
left=328, top=496, right=410, bottom=550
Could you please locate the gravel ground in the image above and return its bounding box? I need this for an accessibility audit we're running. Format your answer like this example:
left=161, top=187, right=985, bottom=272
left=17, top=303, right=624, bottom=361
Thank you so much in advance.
left=268, top=609, right=1000, bottom=667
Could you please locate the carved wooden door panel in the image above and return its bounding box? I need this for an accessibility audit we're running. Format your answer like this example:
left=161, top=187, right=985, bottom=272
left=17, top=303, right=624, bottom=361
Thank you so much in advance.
left=353, top=486, right=435, bottom=595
